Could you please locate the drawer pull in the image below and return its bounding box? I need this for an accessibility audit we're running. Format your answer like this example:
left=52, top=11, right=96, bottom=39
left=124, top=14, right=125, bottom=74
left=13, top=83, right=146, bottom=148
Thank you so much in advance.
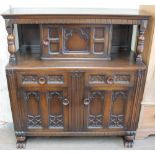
left=38, top=77, right=46, bottom=85
left=107, top=76, right=114, bottom=84
left=63, top=98, right=69, bottom=106
left=84, top=98, right=90, bottom=106
left=42, top=39, right=49, bottom=46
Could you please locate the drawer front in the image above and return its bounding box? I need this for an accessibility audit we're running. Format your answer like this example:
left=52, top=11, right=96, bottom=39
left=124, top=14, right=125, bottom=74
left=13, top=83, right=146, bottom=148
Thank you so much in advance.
left=17, top=71, right=67, bottom=88
left=85, top=71, right=135, bottom=87
left=139, top=105, right=155, bottom=128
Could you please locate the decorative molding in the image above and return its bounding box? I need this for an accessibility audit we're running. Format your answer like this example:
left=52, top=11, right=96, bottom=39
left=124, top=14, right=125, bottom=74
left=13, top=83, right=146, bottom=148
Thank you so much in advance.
left=71, top=71, right=83, bottom=78
left=130, top=69, right=147, bottom=130
left=24, top=91, right=40, bottom=103
left=27, top=115, right=41, bottom=128
left=112, top=91, right=127, bottom=102
left=48, top=91, right=63, bottom=100
left=49, top=114, right=63, bottom=128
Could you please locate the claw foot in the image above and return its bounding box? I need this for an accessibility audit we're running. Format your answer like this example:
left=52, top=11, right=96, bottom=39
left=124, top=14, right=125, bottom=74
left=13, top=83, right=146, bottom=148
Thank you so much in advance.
left=124, top=135, right=135, bottom=148
left=16, top=141, right=26, bottom=149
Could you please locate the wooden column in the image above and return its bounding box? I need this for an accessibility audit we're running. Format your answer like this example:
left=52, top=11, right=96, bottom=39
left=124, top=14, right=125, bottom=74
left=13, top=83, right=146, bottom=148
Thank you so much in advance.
left=136, top=20, right=148, bottom=63
left=6, top=20, right=16, bottom=64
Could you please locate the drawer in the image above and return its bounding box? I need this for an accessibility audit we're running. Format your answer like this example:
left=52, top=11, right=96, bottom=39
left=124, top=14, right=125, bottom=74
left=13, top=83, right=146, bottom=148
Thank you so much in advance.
left=139, top=105, right=155, bottom=128
left=85, top=71, right=135, bottom=87
left=17, top=71, right=67, bottom=88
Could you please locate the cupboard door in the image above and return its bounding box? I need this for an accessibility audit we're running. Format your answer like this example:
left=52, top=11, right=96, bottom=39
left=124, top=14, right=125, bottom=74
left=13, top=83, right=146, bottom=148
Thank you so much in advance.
left=22, top=90, right=42, bottom=129
left=83, top=90, right=105, bottom=129
left=21, top=88, right=69, bottom=131
left=47, top=90, right=69, bottom=131
left=83, top=88, right=132, bottom=131
left=109, top=90, right=132, bottom=129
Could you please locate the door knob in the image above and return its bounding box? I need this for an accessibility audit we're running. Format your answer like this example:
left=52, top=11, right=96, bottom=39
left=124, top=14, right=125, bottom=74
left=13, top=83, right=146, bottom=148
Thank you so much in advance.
left=84, top=98, right=90, bottom=106
left=63, top=98, right=69, bottom=106
left=38, top=77, right=46, bottom=85
left=42, top=39, right=49, bottom=46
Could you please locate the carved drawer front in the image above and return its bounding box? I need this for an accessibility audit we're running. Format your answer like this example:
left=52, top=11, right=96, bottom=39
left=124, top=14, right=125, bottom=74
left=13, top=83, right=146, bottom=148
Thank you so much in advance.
left=85, top=71, right=135, bottom=87
left=139, top=105, right=155, bottom=128
left=17, top=71, right=67, bottom=88
left=41, top=24, right=112, bottom=59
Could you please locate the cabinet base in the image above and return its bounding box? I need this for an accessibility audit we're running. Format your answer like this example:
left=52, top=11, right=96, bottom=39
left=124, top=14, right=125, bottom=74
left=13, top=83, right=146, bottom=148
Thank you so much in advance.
left=15, top=131, right=136, bottom=149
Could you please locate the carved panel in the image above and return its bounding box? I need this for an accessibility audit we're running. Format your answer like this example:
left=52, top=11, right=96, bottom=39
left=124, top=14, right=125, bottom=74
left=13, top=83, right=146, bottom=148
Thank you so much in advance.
left=27, top=114, right=41, bottom=128
left=109, top=91, right=128, bottom=128
left=24, top=91, right=42, bottom=128
left=22, top=75, right=38, bottom=84
left=48, top=91, right=64, bottom=128
left=47, top=75, right=64, bottom=84
left=86, top=91, right=104, bottom=128
left=88, top=74, right=130, bottom=85
left=88, top=114, right=103, bottom=128
left=89, top=75, right=106, bottom=84
left=22, top=75, right=64, bottom=84
left=114, top=75, right=130, bottom=84
left=49, top=114, right=63, bottom=128
left=64, top=27, right=90, bottom=52
left=110, top=115, right=124, bottom=128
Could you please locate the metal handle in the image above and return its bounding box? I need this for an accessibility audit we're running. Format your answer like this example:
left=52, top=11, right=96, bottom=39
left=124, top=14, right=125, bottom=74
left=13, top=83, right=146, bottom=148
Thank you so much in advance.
left=42, top=39, right=49, bottom=46
left=84, top=98, right=90, bottom=106
left=63, top=98, right=69, bottom=106
left=107, top=76, right=114, bottom=84
left=38, top=77, right=46, bottom=85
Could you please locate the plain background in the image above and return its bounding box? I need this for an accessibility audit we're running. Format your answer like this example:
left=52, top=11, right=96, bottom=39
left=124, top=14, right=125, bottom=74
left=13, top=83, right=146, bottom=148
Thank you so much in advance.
left=0, top=0, right=149, bottom=124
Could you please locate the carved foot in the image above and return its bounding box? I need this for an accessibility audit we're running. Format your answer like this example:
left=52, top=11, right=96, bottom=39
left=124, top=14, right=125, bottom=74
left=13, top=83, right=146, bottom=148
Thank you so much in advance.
left=16, top=141, right=26, bottom=149
left=15, top=131, right=26, bottom=149
left=124, top=134, right=135, bottom=148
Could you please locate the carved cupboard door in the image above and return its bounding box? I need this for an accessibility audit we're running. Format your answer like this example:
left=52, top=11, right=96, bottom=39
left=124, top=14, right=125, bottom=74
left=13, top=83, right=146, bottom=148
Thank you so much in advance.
left=47, top=89, right=69, bottom=131
left=20, top=88, right=69, bottom=132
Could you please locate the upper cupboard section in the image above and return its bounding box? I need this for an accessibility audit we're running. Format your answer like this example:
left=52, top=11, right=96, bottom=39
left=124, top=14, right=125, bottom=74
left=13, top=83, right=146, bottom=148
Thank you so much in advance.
left=18, top=24, right=133, bottom=60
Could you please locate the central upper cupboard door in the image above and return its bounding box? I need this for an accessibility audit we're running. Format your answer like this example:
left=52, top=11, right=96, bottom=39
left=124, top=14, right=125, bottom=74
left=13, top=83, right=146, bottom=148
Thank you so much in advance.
left=41, top=24, right=112, bottom=60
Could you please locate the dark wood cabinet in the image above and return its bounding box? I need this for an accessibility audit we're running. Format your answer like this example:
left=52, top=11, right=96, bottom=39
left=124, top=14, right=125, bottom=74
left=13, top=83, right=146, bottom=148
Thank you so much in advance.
left=2, top=8, right=150, bottom=149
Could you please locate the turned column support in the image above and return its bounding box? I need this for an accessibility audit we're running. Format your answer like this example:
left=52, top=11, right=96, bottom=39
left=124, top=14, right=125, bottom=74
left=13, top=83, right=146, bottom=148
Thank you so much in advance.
left=136, top=20, right=148, bottom=63
left=5, top=20, right=16, bottom=64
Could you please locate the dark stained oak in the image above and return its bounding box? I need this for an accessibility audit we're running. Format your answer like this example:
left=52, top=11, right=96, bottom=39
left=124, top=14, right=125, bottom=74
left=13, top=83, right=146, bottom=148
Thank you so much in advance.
left=2, top=8, right=150, bottom=149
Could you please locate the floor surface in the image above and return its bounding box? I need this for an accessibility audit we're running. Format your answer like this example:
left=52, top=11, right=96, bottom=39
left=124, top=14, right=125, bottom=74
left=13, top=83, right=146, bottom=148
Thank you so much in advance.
left=0, top=123, right=155, bottom=150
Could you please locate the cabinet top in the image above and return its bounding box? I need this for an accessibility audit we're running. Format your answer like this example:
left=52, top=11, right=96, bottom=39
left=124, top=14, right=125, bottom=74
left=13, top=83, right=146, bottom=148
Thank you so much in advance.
left=2, top=8, right=150, bottom=18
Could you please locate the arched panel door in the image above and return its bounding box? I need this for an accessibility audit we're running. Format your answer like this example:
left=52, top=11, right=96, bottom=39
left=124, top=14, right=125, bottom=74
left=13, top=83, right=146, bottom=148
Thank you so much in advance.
left=84, top=91, right=105, bottom=129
